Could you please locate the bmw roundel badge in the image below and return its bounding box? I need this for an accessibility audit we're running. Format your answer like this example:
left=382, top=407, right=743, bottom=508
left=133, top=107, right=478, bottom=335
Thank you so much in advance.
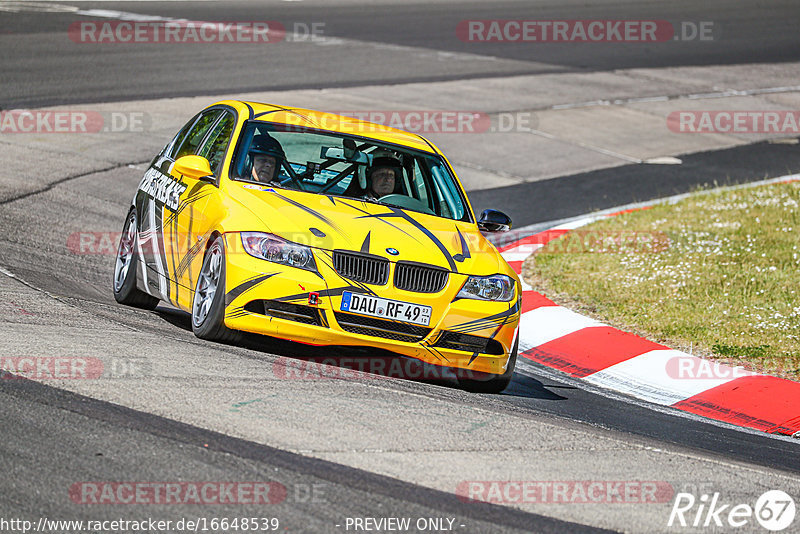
left=386, top=248, right=399, bottom=256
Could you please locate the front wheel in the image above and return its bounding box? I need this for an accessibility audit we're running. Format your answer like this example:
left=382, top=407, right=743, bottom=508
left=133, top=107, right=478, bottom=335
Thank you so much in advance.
left=458, top=337, right=518, bottom=394
left=113, top=208, right=159, bottom=309
left=191, top=235, right=241, bottom=343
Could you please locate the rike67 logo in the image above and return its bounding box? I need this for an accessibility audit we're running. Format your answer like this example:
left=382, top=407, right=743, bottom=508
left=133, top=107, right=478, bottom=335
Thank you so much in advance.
left=669, top=490, right=796, bottom=531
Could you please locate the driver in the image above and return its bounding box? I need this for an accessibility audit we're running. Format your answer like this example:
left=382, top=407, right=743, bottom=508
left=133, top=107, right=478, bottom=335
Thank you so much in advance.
left=363, top=155, right=402, bottom=200
left=249, top=134, right=285, bottom=183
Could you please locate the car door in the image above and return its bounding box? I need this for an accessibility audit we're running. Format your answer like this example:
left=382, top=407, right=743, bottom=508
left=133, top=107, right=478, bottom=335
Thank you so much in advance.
left=135, top=109, right=222, bottom=304
left=169, top=109, right=237, bottom=310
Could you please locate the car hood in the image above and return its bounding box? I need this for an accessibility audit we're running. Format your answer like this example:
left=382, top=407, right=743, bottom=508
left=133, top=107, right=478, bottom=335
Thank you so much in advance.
left=227, top=184, right=505, bottom=275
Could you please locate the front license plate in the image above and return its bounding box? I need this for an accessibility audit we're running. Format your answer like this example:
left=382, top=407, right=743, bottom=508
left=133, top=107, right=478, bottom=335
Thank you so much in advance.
left=340, top=292, right=431, bottom=326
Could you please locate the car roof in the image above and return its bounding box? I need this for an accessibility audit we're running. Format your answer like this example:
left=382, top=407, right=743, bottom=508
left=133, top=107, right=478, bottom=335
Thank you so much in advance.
left=213, top=100, right=440, bottom=154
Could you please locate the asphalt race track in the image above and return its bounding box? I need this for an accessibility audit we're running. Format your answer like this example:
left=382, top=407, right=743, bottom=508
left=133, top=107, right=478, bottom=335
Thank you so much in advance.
left=3, top=0, right=800, bottom=108
left=1, top=1, right=800, bottom=533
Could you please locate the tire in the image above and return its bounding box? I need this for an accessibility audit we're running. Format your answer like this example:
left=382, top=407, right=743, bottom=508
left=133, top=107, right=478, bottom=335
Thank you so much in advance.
left=113, top=208, right=159, bottom=310
left=191, top=235, right=242, bottom=343
left=458, top=336, right=518, bottom=394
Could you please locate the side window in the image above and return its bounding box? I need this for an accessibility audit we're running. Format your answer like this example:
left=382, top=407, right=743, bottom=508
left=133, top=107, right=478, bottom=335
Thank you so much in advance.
left=174, top=109, right=222, bottom=159
left=435, top=163, right=465, bottom=220
left=165, top=113, right=199, bottom=159
left=198, top=111, right=235, bottom=174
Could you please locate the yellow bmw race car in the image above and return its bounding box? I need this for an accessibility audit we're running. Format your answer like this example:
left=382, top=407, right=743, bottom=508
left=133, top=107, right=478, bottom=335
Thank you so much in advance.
left=113, top=100, right=520, bottom=392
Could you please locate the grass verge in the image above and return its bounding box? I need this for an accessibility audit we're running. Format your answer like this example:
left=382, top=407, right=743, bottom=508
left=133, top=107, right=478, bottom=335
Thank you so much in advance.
left=522, top=180, right=800, bottom=381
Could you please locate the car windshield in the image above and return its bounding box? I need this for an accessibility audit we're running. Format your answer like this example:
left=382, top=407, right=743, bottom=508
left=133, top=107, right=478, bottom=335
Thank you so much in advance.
left=231, top=121, right=471, bottom=222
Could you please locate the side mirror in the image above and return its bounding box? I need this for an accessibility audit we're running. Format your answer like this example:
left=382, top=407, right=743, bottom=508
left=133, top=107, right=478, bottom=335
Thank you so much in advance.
left=477, top=209, right=512, bottom=232
left=174, top=155, right=214, bottom=182
left=343, top=138, right=357, bottom=160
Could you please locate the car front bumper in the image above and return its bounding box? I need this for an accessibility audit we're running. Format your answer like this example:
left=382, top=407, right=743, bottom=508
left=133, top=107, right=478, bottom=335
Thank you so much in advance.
left=222, top=234, right=520, bottom=376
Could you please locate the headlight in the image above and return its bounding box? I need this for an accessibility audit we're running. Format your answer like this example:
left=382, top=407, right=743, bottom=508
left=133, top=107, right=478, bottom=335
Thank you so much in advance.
left=241, top=232, right=317, bottom=272
left=457, top=274, right=515, bottom=302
